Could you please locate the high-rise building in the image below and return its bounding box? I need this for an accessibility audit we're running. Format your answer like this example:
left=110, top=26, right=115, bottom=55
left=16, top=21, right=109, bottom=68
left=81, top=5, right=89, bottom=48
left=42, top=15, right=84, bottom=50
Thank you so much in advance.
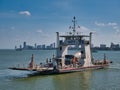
left=34, top=43, right=37, bottom=49
left=110, top=42, right=119, bottom=49
left=42, top=44, right=46, bottom=49
left=37, top=45, right=42, bottom=49
left=53, top=42, right=55, bottom=48
left=19, top=45, right=22, bottom=49
left=23, top=42, right=26, bottom=49
left=100, top=44, right=106, bottom=48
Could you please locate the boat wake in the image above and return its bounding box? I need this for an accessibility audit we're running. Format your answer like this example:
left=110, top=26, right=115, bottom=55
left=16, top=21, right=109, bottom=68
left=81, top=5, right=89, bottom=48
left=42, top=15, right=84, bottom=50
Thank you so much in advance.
left=0, top=68, right=31, bottom=80
left=109, top=62, right=120, bottom=70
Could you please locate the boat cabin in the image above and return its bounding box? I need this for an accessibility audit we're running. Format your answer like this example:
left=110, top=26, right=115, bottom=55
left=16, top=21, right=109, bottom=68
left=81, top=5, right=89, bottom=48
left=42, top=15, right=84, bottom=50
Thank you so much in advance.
left=54, top=17, right=93, bottom=69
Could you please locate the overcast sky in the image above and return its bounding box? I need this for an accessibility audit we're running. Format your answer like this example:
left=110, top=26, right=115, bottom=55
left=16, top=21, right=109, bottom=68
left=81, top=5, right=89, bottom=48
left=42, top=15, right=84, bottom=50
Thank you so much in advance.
left=0, top=0, right=120, bottom=49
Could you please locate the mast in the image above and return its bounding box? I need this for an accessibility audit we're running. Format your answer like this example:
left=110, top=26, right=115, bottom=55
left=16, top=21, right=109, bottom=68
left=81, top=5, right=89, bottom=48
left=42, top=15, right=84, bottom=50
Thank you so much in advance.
left=72, top=16, right=76, bottom=35
left=90, top=32, right=93, bottom=63
left=56, top=32, right=60, bottom=58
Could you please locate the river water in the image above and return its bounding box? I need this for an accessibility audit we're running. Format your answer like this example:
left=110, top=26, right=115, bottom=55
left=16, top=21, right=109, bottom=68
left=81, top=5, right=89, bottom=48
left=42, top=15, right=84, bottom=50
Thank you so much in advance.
left=0, top=50, right=120, bottom=90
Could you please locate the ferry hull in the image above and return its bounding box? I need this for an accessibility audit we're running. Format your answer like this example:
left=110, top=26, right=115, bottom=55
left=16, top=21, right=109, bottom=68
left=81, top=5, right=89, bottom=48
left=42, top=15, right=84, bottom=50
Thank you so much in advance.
left=9, top=64, right=109, bottom=75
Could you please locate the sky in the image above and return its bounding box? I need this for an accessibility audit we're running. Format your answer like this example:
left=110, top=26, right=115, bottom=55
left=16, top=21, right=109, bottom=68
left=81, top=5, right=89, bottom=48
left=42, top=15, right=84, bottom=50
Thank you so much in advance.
left=0, top=0, right=120, bottom=49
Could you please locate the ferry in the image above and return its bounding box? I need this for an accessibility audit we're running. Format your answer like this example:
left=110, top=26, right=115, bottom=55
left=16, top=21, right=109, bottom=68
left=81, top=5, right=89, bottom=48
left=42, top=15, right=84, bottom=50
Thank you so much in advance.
left=9, top=17, right=112, bottom=75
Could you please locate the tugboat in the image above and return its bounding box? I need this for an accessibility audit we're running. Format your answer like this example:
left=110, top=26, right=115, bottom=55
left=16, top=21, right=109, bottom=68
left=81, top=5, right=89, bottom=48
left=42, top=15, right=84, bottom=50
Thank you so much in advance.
left=9, top=17, right=112, bottom=75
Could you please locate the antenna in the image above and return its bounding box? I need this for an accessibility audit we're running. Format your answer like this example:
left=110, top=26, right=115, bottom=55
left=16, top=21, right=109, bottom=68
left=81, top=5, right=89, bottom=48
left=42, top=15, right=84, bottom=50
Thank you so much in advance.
left=69, top=16, right=80, bottom=35
left=72, top=16, right=76, bottom=35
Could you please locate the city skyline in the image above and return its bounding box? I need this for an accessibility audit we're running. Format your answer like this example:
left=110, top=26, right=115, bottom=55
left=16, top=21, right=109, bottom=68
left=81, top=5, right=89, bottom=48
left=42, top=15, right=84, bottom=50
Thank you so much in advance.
left=15, top=41, right=56, bottom=50
left=0, top=0, right=120, bottom=49
left=15, top=41, right=120, bottom=50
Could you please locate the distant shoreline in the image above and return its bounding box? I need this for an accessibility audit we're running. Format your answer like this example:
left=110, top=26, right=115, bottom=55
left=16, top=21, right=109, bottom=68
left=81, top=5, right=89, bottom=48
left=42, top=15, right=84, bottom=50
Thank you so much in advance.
left=0, top=48, right=120, bottom=51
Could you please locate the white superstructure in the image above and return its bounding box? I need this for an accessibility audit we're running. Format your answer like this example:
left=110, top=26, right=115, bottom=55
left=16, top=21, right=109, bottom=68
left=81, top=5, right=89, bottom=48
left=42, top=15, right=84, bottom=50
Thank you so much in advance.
left=55, top=17, right=93, bottom=68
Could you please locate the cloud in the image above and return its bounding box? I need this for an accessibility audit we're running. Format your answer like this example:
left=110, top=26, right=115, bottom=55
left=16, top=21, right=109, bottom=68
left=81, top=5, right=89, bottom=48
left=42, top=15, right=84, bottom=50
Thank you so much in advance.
left=36, top=30, right=42, bottom=33
left=95, top=22, right=117, bottom=27
left=95, top=21, right=120, bottom=37
left=115, top=29, right=120, bottom=37
left=19, top=11, right=31, bottom=16
left=36, top=29, right=51, bottom=37
left=95, top=22, right=105, bottom=26
left=110, top=23, right=120, bottom=36
left=108, top=22, right=117, bottom=26
left=113, top=26, right=118, bottom=29
left=116, top=29, right=120, bottom=33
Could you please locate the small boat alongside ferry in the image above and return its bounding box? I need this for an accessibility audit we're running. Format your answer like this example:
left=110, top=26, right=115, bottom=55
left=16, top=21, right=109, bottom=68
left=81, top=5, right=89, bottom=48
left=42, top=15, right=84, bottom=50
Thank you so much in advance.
left=9, top=17, right=112, bottom=75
